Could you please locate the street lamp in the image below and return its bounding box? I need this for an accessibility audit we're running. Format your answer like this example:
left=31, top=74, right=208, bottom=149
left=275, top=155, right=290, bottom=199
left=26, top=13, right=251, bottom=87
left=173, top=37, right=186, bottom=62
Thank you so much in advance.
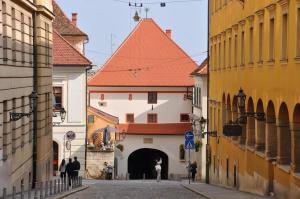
left=190, top=115, right=217, bottom=139
left=10, top=91, right=38, bottom=121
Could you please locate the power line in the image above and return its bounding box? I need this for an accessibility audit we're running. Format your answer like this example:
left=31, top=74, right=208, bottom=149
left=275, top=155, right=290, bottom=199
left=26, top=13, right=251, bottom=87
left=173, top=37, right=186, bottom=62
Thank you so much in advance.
left=113, top=0, right=204, bottom=5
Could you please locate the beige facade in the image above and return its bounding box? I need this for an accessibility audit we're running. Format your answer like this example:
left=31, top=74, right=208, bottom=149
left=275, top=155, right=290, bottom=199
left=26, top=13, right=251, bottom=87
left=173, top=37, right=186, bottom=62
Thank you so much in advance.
left=0, top=0, right=54, bottom=193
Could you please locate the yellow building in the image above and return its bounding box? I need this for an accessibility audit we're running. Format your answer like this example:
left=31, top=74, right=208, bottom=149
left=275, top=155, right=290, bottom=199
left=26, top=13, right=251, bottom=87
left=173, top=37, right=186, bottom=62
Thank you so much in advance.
left=209, top=0, right=300, bottom=198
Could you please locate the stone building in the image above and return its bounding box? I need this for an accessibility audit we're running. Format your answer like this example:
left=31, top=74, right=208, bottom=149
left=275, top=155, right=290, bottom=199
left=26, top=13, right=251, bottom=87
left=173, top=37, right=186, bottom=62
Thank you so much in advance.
left=0, top=0, right=54, bottom=193
left=209, top=0, right=300, bottom=198
left=88, top=19, right=196, bottom=180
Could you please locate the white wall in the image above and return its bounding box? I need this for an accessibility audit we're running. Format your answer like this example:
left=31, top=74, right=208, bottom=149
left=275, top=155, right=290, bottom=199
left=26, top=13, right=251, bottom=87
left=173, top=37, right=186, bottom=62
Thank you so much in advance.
left=53, top=66, right=87, bottom=175
left=89, top=87, right=192, bottom=124
left=193, top=75, right=208, bottom=182
left=116, top=134, right=191, bottom=179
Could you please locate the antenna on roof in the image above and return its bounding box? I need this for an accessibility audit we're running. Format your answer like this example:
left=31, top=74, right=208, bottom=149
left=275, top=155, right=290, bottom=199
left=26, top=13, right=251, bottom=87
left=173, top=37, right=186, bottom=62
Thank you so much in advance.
left=145, top=7, right=149, bottom=19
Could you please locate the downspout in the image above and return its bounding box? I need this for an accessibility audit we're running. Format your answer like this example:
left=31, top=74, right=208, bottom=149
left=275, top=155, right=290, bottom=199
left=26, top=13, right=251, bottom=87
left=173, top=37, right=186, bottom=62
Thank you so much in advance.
left=205, top=0, right=210, bottom=184
left=85, top=65, right=92, bottom=174
left=32, top=9, right=38, bottom=188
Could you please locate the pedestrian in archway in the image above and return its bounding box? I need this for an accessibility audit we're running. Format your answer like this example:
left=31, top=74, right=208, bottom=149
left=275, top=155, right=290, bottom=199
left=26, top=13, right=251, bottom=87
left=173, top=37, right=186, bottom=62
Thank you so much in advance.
left=191, top=161, right=197, bottom=182
left=155, top=158, right=162, bottom=182
left=66, top=158, right=73, bottom=186
left=59, top=159, right=66, bottom=183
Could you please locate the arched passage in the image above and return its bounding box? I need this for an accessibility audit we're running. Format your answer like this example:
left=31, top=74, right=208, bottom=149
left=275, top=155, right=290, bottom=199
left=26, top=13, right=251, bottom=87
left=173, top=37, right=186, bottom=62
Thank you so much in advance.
left=222, top=94, right=226, bottom=127
left=226, top=95, right=232, bottom=124
left=266, top=101, right=277, bottom=158
left=292, top=104, right=300, bottom=172
left=128, top=148, right=168, bottom=180
left=255, top=99, right=265, bottom=151
left=53, top=141, right=59, bottom=176
left=277, top=103, right=290, bottom=165
left=247, top=98, right=255, bottom=147
left=232, top=96, right=239, bottom=141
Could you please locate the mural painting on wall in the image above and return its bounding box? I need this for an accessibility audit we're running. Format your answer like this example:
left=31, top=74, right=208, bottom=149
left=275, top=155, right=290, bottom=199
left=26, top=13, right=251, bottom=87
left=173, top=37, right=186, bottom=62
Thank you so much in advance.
left=91, top=125, right=116, bottom=151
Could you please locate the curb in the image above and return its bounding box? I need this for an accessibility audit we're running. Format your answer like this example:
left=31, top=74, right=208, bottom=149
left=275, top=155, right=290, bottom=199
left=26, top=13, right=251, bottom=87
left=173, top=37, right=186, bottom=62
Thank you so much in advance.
left=181, top=184, right=215, bottom=199
left=49, top=185, right=89, bottom=199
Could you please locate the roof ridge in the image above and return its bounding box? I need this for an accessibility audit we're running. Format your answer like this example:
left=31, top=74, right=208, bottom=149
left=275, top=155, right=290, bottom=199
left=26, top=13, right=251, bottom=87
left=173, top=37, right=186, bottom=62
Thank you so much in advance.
left=88, top=20, right=145, bottom=83
left=88, top=106, right=119, bottom=123
left=52, top=0, right=87, bottom=36
left=53, top=29, right=91, bottom=65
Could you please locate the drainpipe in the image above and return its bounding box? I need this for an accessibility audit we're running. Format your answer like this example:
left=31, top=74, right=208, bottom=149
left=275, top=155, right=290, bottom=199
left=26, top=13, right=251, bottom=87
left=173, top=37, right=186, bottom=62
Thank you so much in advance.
left=205, top=0, right=210, bottom=184
left=32, top=9, right=38, bottom=188
left=85, top=65, right=92, bottom=174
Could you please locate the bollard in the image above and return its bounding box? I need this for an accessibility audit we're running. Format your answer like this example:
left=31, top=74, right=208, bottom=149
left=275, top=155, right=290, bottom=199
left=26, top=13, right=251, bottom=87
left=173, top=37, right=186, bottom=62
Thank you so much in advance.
left=49, top=180, right=53, bottom=196
left=61, top=179, right=63, bottom=192
left=12, top=186, right=16, bottom=199
left=21, top=182, right=24, bottom=199
left=2, top=188, right=6, bottom=199
left=39, top=182, right=43, bottom=199
left=34, top=182, right=38, bottom=199
left=63, top=178, right=66, bottom=191
left=53, top=179, right=56, bottom=195
left=45, top=181, right=48, bottom=197
left=28, top=183, right=32, bottom=199
left=66, top=176, right=70, bottom=191
left=58, top=179, right=61, bottom=193
left=143, top=173, right=146, bottom=180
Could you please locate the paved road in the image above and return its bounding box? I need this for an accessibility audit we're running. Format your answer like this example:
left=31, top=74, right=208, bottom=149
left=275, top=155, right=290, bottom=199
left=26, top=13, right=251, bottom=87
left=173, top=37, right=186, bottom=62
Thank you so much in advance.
left=64, top=180, right=205, bottom=199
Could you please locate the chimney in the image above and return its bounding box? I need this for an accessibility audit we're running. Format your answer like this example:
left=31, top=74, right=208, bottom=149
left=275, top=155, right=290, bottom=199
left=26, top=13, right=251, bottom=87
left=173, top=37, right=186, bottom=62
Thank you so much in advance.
left=166, top=29, right=172, bottom=38
left=71, top=13, right=78, bottom=26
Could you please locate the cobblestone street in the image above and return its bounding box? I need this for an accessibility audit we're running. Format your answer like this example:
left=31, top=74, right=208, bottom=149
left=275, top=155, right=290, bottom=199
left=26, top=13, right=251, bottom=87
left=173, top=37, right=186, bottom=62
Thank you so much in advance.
left=64, top=180, right=204, bottom=199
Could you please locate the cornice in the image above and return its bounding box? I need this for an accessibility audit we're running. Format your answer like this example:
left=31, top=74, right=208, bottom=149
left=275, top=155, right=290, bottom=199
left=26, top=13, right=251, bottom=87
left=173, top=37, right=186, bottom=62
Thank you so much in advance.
left=36, top=5, right=55, bottom=20
left=12, top=0, right=37, bottom=12
left=266, top=4, right=276, bottom=12
left=255, top=9, right=265, bottom=17
left=278, top=0, right=289, bottom=7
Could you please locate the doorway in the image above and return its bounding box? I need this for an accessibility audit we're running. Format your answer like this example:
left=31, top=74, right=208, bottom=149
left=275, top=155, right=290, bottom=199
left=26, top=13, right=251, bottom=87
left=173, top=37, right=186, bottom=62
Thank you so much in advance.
left=128, top=148, right=168, bottom=179
left=53, top=141, right=59, bottom=176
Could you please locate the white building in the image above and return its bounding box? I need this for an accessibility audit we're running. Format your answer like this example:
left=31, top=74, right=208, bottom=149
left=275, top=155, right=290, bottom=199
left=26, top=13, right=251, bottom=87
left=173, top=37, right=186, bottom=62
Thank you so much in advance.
left=52, top=2, right=91, bottom=176
left=88, top=19, right=198, bottom=180
left=191, top=59, right=208, bottom=182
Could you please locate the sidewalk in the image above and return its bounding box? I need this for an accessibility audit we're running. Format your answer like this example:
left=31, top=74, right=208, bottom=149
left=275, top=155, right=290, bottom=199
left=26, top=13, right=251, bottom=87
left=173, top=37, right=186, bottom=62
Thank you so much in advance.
left=181, top=182, right=272, bottom=199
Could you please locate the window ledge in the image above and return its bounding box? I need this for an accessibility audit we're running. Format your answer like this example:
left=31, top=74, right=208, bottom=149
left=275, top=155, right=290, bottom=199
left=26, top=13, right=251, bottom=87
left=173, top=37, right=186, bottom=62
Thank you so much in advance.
left=248, top=62, right=254, bottom=66
left=277, top=164, right=291, bottom=174
left=280, top=59, right=288, bottom=64
left=255, top=151, right=265, bottom=158
left=267, top=60, right=275, bottom=65
left=295, top=56, right=300, bottom=63
left=293, top=173, right=300, bottom=181
left=239, top=144, right=246, bottom=150
left=246, top=146, right=255, bottom=152
left=257, top=60, right=263, bottom=65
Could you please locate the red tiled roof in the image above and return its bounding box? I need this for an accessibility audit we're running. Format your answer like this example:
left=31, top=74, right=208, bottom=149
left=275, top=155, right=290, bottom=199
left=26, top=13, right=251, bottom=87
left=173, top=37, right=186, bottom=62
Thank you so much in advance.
left=53, top=30, right=91, bottom=65
left=117, top=123, right=192, bottom=135
left=88, top=106, right=119, bottom=124
left=53, top=0, right=87, bottom=37
left=191, top=58, right=207, bottom=76
left=88, top=19, right=198, bottom=87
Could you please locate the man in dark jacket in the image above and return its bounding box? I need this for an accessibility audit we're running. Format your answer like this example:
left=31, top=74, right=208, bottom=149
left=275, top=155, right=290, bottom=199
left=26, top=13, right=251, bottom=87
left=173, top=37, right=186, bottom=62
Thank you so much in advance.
left=73, top=156, right=81, bottom=184
left=66, top=158, right=74, bottom=186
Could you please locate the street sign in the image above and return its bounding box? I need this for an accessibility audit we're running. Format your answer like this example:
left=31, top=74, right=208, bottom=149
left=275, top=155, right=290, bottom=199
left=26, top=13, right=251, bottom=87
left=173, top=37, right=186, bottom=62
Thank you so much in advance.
left=185, top=131, right=195, bottom=149
left=66, top=131, right=76, bottom=141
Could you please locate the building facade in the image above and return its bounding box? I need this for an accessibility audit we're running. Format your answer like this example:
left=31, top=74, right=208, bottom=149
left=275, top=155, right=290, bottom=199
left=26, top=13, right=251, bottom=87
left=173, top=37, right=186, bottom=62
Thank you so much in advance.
left=52, top=1, right=91, bottom=177
left=191, top=59, right=208, bottom=182
left=0, top=0, right=54, bottom=192
left=209, top=0, right=300, bottom=198
left=88, top=19, right=197, bottom=180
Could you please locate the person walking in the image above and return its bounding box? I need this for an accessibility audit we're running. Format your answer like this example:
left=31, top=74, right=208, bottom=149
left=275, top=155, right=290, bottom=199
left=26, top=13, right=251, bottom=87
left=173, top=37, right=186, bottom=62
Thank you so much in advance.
left=155, top=158, right=162, bottom=182
left=191, top=161, right=197, bottom=182
left=73, top=156, right=81, bottom=184
left=59, top=159, right=67, bottom=183
left=66, top=158, right=74, bottom=186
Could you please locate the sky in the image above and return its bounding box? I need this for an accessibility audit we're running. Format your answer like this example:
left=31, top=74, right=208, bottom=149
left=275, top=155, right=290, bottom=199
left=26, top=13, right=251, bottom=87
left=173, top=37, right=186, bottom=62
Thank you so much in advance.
left=55, top=0, right=208, bottom=68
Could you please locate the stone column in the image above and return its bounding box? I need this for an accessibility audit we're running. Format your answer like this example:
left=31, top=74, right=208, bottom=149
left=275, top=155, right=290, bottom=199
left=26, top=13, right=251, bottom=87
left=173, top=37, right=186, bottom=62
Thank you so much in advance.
left=239, top=123, right=246, bottom=145
left=232, top=110, right=238, bottom=141
left=265, top=117, right=277, bottom=158
left=276, top=119, right=291, bottom=165
left=255, top=119, right=266, bottom=151
left=246, top=117, right=255, bottom=147
left=291, top=123, right=300, bottom=172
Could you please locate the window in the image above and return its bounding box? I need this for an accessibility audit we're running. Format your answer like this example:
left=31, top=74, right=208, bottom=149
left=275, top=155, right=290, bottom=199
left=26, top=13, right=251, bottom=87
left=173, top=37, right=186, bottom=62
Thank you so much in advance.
left=234, top=34, right=238, bottom=66
left=258, top=22, right=264, bottom=62
left=21, top=13, right=25, bottom=63
left=21, top=97, right=25, bottom=147
left=126, top=114, right=134, bottom=123
left=53, top=87, right=62, bottom=110
left=241, top=31, right=245, bottom=65
left=297, top=8, right=300, bottom=57
left=147, top=113, right=157, bottom=123
left=269, top=18, right=275, bottom=61
left=214, top=43, right=217, bottom=70
left=11, top=8, right=16, bottom=62
left=228, top=37, right=232, bottom=67
left=218, top=41, right=221, bottom=69
left=148, top=92, right=157, bottom=104
left=2, top=1, right=8, bottom=62
left=12, top=99, right=16, bottom=154
left=180, top=114, right=190, bottom=122
left=45, top=23, right=50, bottom=67
left=88, top=115, right=94, bottom=124
left=249, top=27, right=254, bottom=63
left=223, top=39, right=226, bottom=68
left=282, top=13, right=288, bottom=60
left=226, top=158, right=229, bottom=179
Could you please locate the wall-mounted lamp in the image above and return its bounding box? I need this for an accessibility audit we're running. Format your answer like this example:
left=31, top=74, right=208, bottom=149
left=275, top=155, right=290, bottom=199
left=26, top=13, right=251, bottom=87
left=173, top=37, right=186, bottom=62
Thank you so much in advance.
left=10, top=91, right=38, bottom=121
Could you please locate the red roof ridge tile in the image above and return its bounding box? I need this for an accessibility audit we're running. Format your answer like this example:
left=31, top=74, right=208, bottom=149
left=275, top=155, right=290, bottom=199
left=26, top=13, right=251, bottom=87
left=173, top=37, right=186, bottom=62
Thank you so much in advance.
left=53, top=30, right=91, bottom=65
